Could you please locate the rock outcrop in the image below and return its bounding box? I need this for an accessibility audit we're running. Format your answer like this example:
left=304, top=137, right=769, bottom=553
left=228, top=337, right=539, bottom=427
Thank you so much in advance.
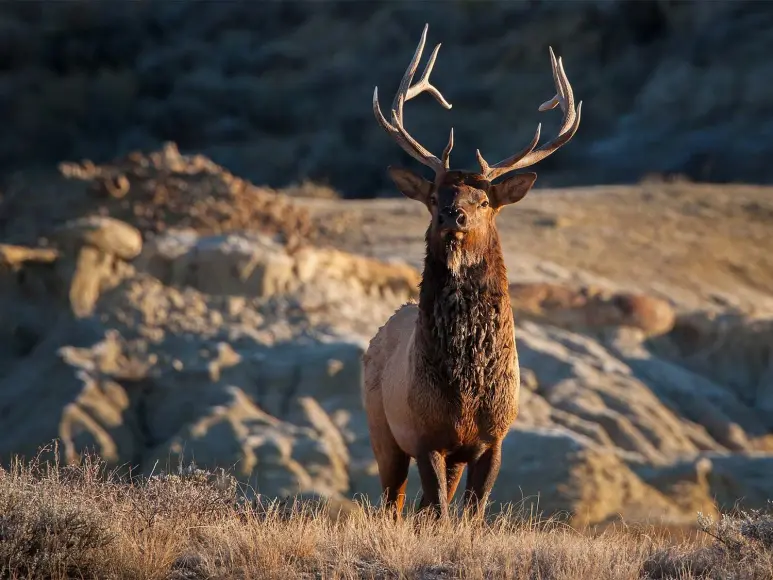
left=510, top=282, right=676, bottom=337
left=0, top=147, right=771, bottom=526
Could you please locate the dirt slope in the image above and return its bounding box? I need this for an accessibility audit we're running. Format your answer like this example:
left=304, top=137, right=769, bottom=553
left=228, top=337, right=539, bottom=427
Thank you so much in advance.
left=302, top=180, right=773, bottom=315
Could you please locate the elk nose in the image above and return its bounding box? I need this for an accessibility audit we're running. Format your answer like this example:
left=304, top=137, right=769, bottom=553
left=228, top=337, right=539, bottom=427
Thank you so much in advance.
left=441, top=207, right=467, bottom=228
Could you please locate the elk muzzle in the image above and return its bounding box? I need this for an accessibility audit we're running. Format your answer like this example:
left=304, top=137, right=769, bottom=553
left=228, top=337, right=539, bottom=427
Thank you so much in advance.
left=440, top=206, right=468, bottom=235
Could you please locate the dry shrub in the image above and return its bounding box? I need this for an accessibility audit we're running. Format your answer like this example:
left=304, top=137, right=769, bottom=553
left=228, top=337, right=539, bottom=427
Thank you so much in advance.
left=643, top=506, right=773, bottom=579
left=0, top=452, right=116, bottom=579
left=1, top=448, right=772, bottom=579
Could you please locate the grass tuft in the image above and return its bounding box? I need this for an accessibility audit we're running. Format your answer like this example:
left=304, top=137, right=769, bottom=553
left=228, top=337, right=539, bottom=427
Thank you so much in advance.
left=1, top=449, right=772, bottom=579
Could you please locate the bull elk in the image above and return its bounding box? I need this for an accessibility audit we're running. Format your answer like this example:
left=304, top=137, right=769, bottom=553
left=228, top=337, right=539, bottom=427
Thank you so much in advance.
left=362, top=24, right=582, bottom=519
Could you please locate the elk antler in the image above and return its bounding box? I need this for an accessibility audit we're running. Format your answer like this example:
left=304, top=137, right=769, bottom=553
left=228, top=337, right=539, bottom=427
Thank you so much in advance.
left=476, top=47, right=583, bottom=182
left=373, top=24, right=454, bottom=181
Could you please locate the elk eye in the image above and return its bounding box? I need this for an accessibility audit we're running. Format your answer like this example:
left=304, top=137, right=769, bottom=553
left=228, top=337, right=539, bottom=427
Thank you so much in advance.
left=480, top=200, right=489, bottom=208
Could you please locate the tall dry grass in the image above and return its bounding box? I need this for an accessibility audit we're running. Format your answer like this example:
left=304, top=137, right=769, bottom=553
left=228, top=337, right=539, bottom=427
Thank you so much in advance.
left=1, top=448, right=772, bottom=579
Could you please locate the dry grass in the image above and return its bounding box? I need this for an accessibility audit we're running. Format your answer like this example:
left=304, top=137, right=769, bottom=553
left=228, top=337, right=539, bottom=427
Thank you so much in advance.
left=1, top=450, right=772, bottom=579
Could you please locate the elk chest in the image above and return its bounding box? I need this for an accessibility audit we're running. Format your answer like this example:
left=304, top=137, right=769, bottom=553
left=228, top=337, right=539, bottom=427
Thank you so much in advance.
left=410, top=268, right=520, bottom=446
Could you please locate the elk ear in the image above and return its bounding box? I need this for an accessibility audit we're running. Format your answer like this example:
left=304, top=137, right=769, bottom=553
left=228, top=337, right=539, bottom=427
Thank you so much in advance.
left=490, top=172, right=537, bottom=209
left=387, top=166, right=433, bottom=206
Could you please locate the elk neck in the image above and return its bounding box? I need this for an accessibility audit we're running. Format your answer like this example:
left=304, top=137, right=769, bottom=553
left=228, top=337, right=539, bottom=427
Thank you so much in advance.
left=415, top=226, right=515, bottom=398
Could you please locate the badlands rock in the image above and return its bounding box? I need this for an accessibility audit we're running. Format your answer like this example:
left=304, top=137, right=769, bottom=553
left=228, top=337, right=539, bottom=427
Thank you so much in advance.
left=144, top=389, right=350, bottom=499
left=49, top=216, right=143, bottom=317
left=0, top=222, right=415, bottom=502
left=1, top=223, right=771, bottom=522
left=0, top=142, right=319, bottom=250
left=135, top=229, right=419, bottom=304
left=651, top=312, right=773, bottom=421
left=0, top=244, right=59, bottom=266
left=510, top=282, right=676, bottom=337
left=50, top=216, right=143, bottom=260
left=494, top=427, right=693, bottom=527
left=0, top=149, right=770, bottom=525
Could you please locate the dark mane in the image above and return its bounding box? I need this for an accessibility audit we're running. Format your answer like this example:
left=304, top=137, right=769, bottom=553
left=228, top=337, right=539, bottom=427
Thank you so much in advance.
left=415, top=228, right=516, bottom=408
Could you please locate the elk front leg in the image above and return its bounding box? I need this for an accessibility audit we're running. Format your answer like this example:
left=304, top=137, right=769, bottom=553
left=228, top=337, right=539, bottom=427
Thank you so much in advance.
left=463, top=440, right=502, bottom=518
left=416, top=450, right=449, bottom=519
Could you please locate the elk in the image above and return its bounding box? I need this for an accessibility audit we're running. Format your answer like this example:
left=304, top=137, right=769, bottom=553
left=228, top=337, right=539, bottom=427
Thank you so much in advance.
left=362, top=24, right=582, bottom=519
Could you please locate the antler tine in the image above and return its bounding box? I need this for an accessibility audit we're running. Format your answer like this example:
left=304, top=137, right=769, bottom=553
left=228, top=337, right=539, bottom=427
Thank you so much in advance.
left=373, top=24, right=454, bottom=178
left=477, top=47, right=582, bottom=182
left=538, top=48, right=576, bottom=132
left=476, top=124, right=541, bottom=177
left=392, top=23, right=428, bottom=122
left=405, top=42, right=453, bottom=109
left=441, top=127, right=454, bottom=170
left=538, top=48, right=567, bottom=112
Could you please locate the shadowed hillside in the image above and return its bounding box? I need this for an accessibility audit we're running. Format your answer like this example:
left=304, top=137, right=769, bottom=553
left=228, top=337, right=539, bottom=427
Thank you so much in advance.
left=1, top=1, right=772, bottom=195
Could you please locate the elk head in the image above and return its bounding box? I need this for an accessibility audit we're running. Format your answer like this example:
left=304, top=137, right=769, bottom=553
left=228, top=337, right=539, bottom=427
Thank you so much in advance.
left=373, top=24, right=582, bottom=271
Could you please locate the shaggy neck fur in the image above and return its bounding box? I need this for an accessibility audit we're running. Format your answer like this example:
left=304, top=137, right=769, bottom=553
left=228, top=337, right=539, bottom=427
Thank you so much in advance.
left=416, top=226, right=516, bottom=401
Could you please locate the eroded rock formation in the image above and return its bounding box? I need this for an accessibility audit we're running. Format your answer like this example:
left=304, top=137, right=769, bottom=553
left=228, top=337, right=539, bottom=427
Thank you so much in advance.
left=1, top=147, right=771, bottom=527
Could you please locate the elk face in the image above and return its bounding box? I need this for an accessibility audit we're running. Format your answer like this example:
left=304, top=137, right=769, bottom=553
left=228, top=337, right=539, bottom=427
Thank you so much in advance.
left=373, top=24, right=582, bottom=270
left=432, top=171, right=493, bottom=241
left=388, top=167, right=538, bottom=270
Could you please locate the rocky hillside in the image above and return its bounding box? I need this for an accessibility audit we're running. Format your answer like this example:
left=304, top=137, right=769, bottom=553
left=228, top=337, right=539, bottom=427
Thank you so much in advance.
left=1, top=144, right=771, bottom=528
left=1, top=1, right=772, bottom=195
